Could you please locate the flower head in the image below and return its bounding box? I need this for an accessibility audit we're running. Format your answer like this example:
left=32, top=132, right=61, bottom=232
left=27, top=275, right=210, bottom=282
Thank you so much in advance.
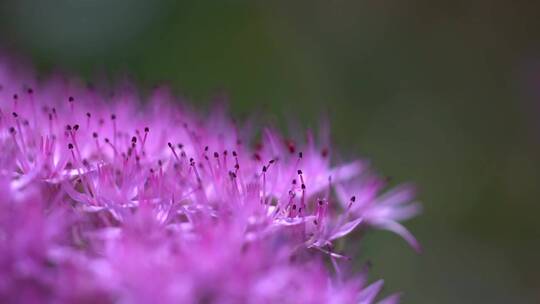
left=0, top=58, right=420, bottom=303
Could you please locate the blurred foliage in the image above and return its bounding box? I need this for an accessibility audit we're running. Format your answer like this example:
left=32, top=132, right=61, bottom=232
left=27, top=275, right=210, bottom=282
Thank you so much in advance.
left=1, top=1, right=539, bottom=303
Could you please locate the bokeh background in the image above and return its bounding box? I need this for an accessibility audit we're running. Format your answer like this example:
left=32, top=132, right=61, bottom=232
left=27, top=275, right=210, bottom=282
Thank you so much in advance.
left=1, top=1, right=539, bottom=303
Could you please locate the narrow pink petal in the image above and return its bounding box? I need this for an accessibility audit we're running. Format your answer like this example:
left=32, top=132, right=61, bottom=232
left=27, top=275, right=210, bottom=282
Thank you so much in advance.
left=330, top=217, right=364, bottom=241
left=376, top=184, right=416, bottom=206
left=373, top=220, right=422, bottom=253
left=378, top=293, right=401, bottom=304
left=358, top=279, right=384, bottom=304
left=329, top=161, right=364, bottom=182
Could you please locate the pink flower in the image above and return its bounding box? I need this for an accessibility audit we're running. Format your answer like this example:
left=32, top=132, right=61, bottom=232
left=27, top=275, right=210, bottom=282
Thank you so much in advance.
left=0, top=57, right=420, bottom=303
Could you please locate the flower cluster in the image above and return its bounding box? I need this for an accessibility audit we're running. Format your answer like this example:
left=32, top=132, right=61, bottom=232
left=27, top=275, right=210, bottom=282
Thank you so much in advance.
left=0, top=58, right=420, bottom=303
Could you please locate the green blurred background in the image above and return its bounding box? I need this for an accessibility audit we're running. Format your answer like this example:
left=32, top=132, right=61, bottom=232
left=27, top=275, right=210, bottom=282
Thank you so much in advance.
left=1, top=1, right=539, bottom=303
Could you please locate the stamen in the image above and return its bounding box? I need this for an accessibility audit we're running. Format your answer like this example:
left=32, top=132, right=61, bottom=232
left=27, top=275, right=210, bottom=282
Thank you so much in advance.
left=68, top=96, right=74, bottom=112
left=111, top=114, right=117, bottom=147
left=297, top=169, right=306, bottom=214
left=164, top=144, right=179, bottom=168
left=12, top=94, right=18, bottom=109
left=348, top=196, right=356, bottom=209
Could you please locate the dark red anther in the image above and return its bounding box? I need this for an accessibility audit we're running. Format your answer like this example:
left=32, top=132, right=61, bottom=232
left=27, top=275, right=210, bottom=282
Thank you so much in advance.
left=351, top=196, right=356, bottom=202
left=86, top=112, right=91, bottom=118
left=66, top=124, right=72, bottom=131
left=144, top=127, right=149, bottom=133
left=321, top=148, right=329, bottom=158
left=27, top=88, right=33, bottom=94
left=73, top=124, right=79, bottom=131
left=13, top=94, right=18, bottom=100
left=213, top=152, right=219, bottom=158
left=254, top=153, right=261, bottom=161
left=92, top=132, right=98, bottom=138
left=68, top=143, right=74, bottom=149
left=133, top=137, right=138, bottom=143
left=262, top=165, right=267, bottom=172
left=110, top=114, right=116, bottom=120
left=301, top=184, right=306, bottom=190
left=298, top=152, right=303, bottom=158
left=12, top=112, right=18, bottom=118
left=167, top=142, right=172, bottom=148
left=297, top=169, right=303, bottom=175
left=68, top=96, right=74, bottom=102
left=204, top=146, right=209, bottom=152
left=285, top=139, right=296, bottom=154
left=232, top=151, right=237, bottom=157
left=9, top=127, right=15, bottom=134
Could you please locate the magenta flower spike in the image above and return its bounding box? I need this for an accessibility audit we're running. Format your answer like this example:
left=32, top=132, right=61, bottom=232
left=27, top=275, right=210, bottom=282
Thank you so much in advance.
left=0, top=58, right=420, bottom=303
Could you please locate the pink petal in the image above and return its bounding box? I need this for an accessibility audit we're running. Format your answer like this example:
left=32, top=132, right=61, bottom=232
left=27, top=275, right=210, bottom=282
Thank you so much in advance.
left=373, top=220, right=422, bottom=253
left=378, top=293, right=401, bottom=304
left=330, top=217, right=364, bottom=241
left=358, top=279, right=384, bottom=304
